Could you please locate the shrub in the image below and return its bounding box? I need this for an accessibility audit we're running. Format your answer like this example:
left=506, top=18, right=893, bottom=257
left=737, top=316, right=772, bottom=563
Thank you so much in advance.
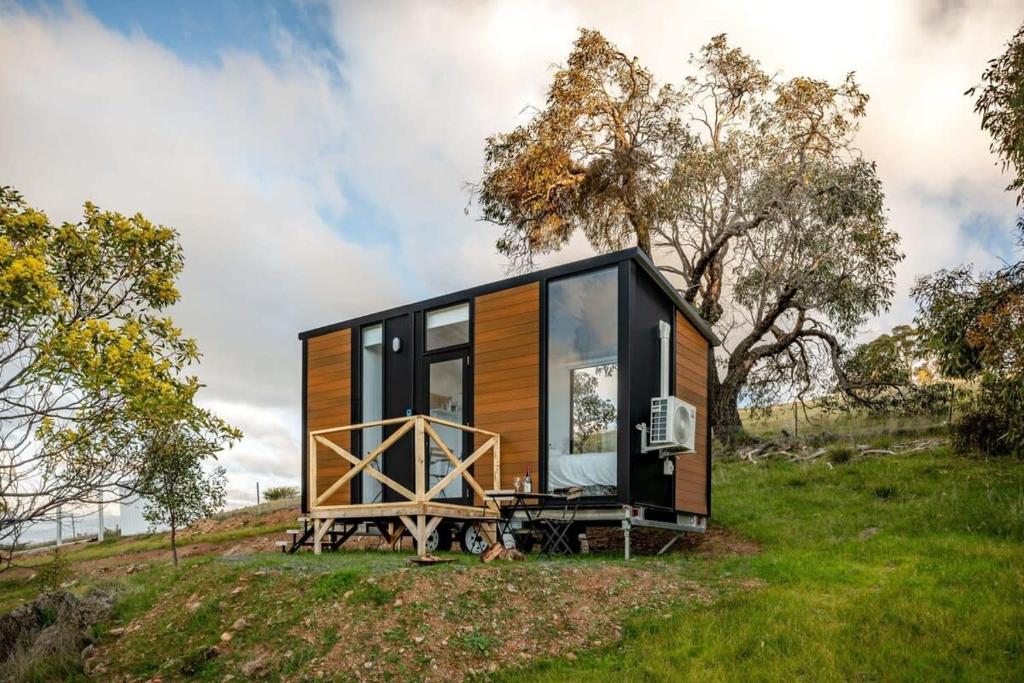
left=827, top=446, right=855, bottom=464
left=952, top=375, right=1024, bottom=456
left=262, top=486, right=299, bottom=501
left=34, top=550, right=70, bottom=592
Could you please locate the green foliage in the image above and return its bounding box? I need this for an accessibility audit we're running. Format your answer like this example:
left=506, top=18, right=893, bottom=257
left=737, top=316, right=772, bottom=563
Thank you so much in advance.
left=262, top=485, right=299, bottom=501
left=0, top=185, right=237, bottom=552
left=139, top=422, right=236, bottom=565
left=34, top=548, right=70, bottom=592
left=952, top=374, right=1024, bottom=456
left=821, top=325, right=953, bottom=416
left=968, top=23, right=1024, bottom=203
left=825, top=445, right=854, bottom=464
left=913, top=246, right=1023, bottom=455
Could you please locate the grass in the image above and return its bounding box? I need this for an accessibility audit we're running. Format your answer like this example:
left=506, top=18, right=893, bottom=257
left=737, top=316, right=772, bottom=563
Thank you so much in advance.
left=739, top=401, right=948, bottom=442
left=497, top=447, right=1024, bottom=682
left=3, top=417, right=1022, bottom=680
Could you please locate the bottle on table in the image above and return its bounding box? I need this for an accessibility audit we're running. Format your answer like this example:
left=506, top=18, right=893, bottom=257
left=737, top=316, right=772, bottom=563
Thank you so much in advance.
left=523, top=467, right=532, bottom=494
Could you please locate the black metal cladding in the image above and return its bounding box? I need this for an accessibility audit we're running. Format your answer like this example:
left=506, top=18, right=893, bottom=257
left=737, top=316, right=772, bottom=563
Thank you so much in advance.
left=382, top=314, right=414, bottom=502
left=627, top=261, right=677, bottom=509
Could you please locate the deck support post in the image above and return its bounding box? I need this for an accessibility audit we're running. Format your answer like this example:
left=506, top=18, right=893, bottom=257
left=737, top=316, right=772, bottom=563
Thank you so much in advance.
left=416, top=514, right=426, bottom=557
left=313, top=518, right=333, bottom=555
left=622, top=519, right=632, bottom=561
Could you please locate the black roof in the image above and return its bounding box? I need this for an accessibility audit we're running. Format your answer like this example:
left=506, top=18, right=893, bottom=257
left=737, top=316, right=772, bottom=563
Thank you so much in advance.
left=298, top=247, right=720, bottom=346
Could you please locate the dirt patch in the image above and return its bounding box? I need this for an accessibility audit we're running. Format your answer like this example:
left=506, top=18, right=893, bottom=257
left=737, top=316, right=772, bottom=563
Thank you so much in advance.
left=586, top=525, right=760, bottom=558
left=183, top=506, right=298, bottom=537
left=306, top=562, right=714, bottom=682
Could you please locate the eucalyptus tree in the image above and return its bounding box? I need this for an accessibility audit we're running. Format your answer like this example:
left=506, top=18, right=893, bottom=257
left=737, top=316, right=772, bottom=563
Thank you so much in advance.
left=968, top=22, right=1024, bottom=203
left=477, top=31, right=902, bottom=438
left=909, top=23, right=1024, bottom=455
left=0, top=186, right=238, bottom=563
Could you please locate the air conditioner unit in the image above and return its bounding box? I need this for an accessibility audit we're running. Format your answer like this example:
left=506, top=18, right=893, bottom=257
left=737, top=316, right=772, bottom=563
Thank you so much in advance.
left=636, top=320, right=698, bottom=454
left=647, top=395, right=697, bottom=452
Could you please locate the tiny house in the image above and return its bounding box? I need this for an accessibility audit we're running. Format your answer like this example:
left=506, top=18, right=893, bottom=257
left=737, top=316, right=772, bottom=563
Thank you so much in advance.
left=298, top=248, right=718, bottom=556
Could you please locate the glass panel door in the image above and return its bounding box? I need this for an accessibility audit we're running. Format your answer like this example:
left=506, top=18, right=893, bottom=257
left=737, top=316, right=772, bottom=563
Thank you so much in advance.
left=427, top=357, right=465, bottom=499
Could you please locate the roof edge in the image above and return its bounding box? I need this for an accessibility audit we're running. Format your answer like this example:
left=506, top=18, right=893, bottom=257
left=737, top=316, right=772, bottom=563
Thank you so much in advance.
left=631, top=250, right=721, bottom=346
left=297, top=247, right=720, bottom=347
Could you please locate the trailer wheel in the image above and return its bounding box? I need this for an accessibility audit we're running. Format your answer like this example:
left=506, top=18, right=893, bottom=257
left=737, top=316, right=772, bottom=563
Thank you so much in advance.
left=459, top=522, right=489, bottom=555
left=425, top=523, right=453, bottom=553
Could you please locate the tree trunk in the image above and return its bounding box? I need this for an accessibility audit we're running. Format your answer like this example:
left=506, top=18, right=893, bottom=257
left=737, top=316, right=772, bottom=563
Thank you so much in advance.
left=170, top=522, right=178, bottom=567
left=635, top=225, right=651, bottom=256
left=712, top=376, right=743, bottom=444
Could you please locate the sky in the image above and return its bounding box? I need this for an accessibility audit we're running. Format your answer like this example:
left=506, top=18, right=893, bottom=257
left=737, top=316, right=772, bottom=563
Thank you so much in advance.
left=1, top=0, right=1020, bottom=507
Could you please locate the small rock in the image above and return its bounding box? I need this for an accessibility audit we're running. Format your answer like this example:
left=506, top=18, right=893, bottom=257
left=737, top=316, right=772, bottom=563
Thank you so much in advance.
left=231, top=618, right=248, bottom=631
left=108, top=627, right=126, bottom=636
left=342, top=590, right=354, bottom=599
left=393, top=598, right=403, bottom=608
left=566, top=652, right=577, bottom=661
left=220, top=631, right=233, bottom=643
left=506, top=583, right=519, bottom=593
left=364, top=661, right=373, bottom=669
left=413, top=635, right=425, bottom=644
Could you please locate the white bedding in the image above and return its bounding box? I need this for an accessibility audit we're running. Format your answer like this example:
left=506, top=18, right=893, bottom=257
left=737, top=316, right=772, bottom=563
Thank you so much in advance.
left=548, top=450, right=617, bottom=490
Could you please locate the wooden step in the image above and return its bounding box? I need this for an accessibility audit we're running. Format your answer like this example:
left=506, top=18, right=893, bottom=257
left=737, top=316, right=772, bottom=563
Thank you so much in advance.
left=286, top=529, right=300, bottom=536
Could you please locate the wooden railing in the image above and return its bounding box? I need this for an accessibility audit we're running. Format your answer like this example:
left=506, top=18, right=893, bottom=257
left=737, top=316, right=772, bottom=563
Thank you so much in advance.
left=308, top=414, right=501, bottom=512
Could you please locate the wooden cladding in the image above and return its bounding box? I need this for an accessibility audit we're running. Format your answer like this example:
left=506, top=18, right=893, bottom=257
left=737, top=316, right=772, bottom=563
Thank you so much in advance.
left=473, top=282, right=540, bottom=499
left=675, top=311, right=710, bottom=515
left=307, top=329, right=352, bottom=507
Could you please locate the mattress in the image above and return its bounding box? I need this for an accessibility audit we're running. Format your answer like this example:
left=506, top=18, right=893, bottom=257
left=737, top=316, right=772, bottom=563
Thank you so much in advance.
left=547, top=450, right=617, bottom=490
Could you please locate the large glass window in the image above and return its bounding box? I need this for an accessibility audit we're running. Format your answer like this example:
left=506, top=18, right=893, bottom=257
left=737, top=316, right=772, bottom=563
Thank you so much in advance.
left=361, top=324, right=384, bottom=503
left=546, top=268, right=618, bottom=495
left=426, top=303, right=469, bottom=350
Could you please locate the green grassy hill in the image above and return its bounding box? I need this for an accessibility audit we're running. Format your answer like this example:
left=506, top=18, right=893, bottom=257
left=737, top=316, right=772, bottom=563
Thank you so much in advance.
left=2, top=425, right=1022, bottom=681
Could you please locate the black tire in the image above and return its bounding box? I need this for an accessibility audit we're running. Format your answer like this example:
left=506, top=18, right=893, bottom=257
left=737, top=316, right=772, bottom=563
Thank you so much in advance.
left=424, top=523, right=454, bottom=553
left=436, top=523, right=453, bottom=552
left=459, top=522, right=489, bottom=555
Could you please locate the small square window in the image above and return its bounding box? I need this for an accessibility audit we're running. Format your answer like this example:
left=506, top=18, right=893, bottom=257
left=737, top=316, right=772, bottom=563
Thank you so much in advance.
left=426, top=303, right=469, bottom=350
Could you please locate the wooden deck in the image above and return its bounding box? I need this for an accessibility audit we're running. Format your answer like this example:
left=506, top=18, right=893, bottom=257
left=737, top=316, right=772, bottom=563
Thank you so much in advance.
left=307, top=414, right=502, bottom=556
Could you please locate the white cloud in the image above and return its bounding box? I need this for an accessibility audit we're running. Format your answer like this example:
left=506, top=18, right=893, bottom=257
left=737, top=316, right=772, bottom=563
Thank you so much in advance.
left=328, top=0, right=1021, bottom=312
left=0, top=5, right=399, bottom=505
left=1, top=1, right=1021, bottom=505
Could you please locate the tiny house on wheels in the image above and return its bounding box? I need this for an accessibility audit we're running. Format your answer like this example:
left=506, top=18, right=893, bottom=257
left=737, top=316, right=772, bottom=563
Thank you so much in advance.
left=297, top=248, right=718, bottom=558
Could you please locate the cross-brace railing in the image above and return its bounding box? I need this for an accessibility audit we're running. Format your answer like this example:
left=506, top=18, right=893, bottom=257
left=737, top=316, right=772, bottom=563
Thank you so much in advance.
left=307, top=415, right=501, bottom=556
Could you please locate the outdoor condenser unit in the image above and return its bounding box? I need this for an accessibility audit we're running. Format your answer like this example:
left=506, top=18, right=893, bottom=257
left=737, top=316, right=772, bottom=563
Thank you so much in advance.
left=638, top=321, right=698, bottom=455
